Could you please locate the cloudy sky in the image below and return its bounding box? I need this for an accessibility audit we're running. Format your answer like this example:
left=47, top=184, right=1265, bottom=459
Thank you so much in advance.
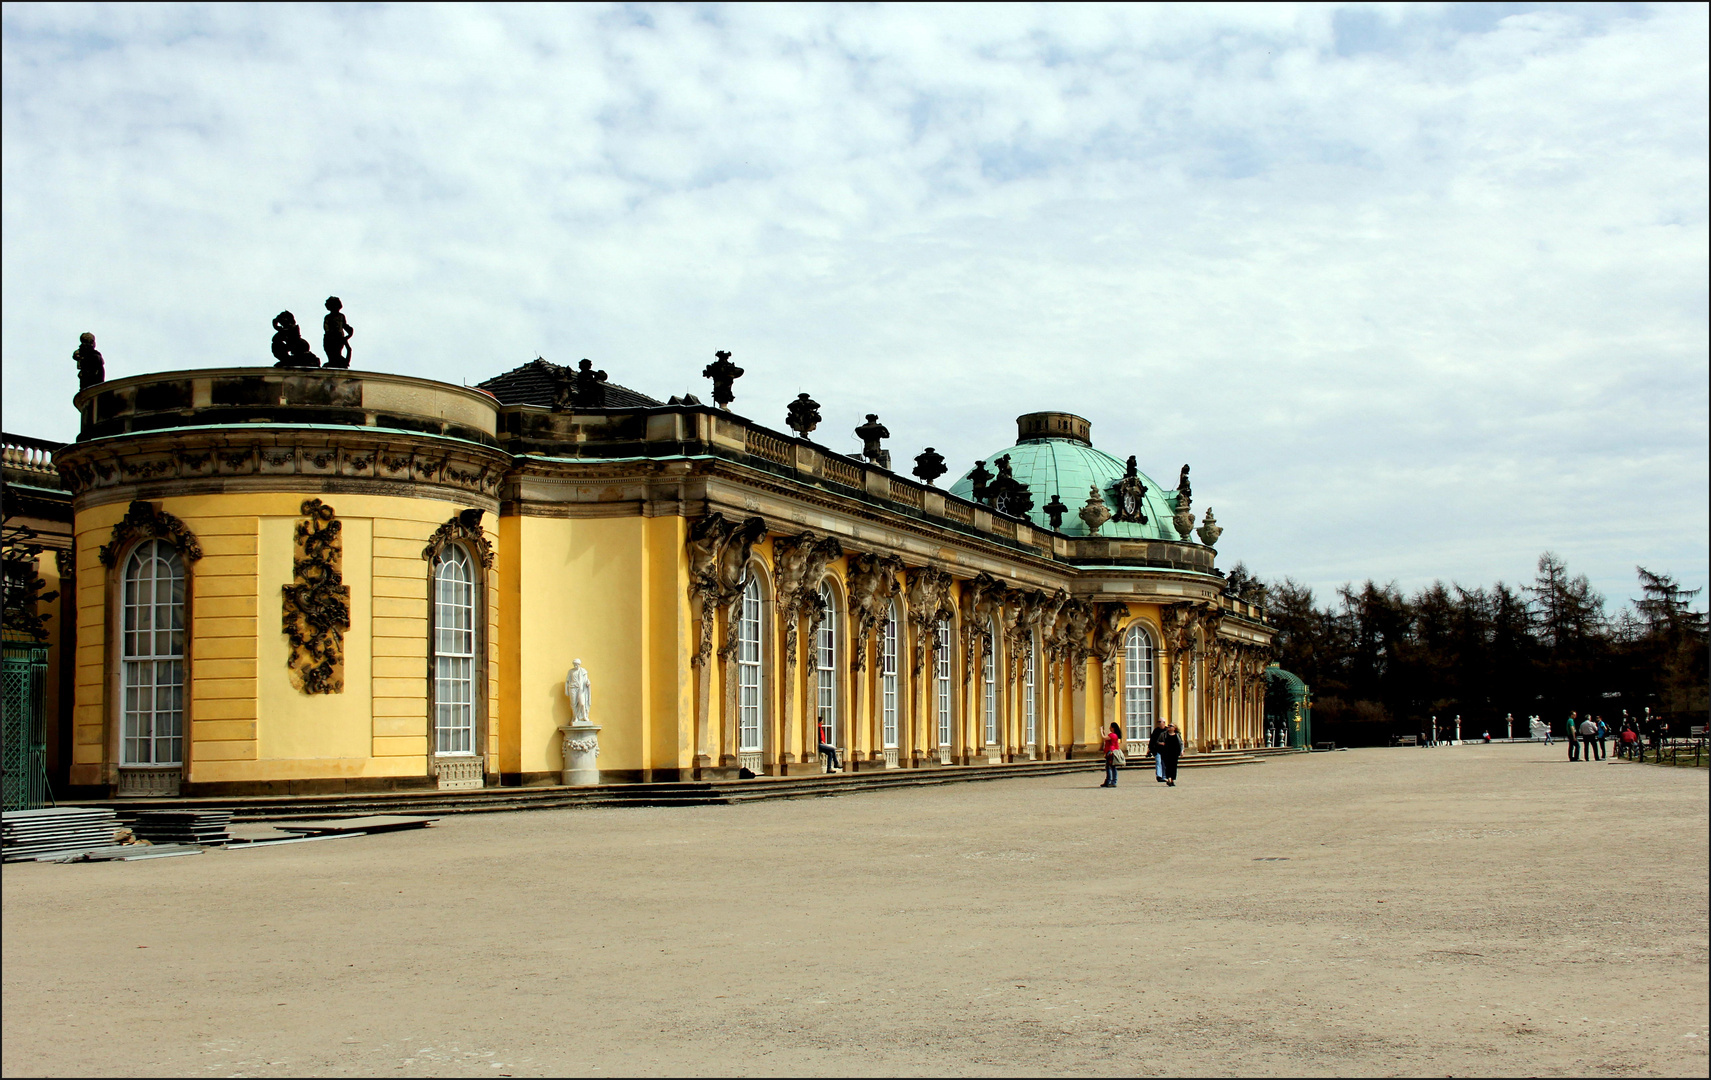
left=4, top=3, right=1706, bottom=609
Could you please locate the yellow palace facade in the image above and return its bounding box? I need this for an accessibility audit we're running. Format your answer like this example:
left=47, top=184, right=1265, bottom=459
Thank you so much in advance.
left=44, top=355, right=1273, bottom=796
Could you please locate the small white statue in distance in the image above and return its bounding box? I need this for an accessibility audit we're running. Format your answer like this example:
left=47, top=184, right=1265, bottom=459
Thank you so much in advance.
left=565, top=658, right=591, bottom=725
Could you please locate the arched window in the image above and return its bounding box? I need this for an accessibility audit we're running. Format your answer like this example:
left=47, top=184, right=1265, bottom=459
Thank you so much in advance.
left=432, top=545, right=477, bottom=756
left=1023, top=632, right=1037, bottom=747
left=121, top=540, right=185, bottom=766
left=1123, top=622, right=1156, bottom=741
left=935, top=619, right=953, bottom=748
left=881, top=600, right=899, bottom=749
left=983, top=618, right=998, bottom=747
left=737, top=576, right=764, bottom=753
left=816, top=583, right=838, bottom=746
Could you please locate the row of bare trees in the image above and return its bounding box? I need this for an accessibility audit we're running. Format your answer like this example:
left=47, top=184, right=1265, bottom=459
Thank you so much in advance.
left=1223, top=555, right=1709, bottom=746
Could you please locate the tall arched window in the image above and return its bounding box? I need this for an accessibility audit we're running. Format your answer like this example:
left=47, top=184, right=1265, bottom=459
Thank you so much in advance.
left=816, top=583, right=839, bottom=746
left=1123, top=622, right=1156, bottom=741
left=737, top=576, right=764, bottom=753
left=881, top=600, right=899, bottom=749
left=935, top=619, right=953, bottom=749
left=121, top=540, right=185, bottom=766
left=983, top=619, right=998, bottom=746
left=432, top=545, right=477, bottom=756
left=1023, top=633, right=1037, bottom=747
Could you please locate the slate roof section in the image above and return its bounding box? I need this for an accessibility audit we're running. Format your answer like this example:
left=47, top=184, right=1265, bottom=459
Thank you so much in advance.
left=478, top=358, right=662, bottom=409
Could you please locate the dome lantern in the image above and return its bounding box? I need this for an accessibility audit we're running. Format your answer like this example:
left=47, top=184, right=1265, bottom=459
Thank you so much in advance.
left=1016, top=411, right=1090, bottom=445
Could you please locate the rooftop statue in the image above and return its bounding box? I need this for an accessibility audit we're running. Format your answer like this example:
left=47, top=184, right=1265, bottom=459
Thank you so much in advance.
left=271, top=311, right=321, bottom=368
left=72, top=332, right=105, bottom=390
left=702, top=350, right=743, bottom=410
left=967, top=459, right=994, bottom=504
left=1177, top=463, right=1192, bottom=504
left=987, top=454, right=1033, bottom=517
left=1109, top=455, right=1149, bottom=524
left=912, top=447, right=947, bottom=486
left=1079, top=485, right=1111, bottom=535
left=322, top=297, right=353, bottom=369
left=1042, top=492, right=1068, bottom=529
left=786, top=393, right=821, bottom=437
left=575, top=359, right=609, bottom=408
left=854, top=414, right=891, bottom=470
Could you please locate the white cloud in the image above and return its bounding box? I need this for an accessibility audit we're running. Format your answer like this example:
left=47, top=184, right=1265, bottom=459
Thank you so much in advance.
left=3, top=1, right=1705, bottom=608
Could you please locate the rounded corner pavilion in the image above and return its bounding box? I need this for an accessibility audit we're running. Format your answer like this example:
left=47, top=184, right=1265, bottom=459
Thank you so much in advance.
left=41, top=345, right=1280, bottom=798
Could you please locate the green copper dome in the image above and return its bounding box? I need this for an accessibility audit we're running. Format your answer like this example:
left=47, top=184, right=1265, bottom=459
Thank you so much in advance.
left=948, top=412, right=1181, bottom=539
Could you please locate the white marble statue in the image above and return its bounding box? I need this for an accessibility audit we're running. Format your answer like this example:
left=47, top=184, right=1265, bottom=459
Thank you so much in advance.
left=565, top=658, right=592, bottom=725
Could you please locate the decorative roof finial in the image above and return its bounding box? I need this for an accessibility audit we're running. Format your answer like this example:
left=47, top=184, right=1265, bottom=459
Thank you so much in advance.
left=702, top=350, right=743, bottom=410
left=1079, top=485, right=1111, bottom=535
left=854, top=414, right=891, bottom=470
left=912, top=447, right=947, bottom=486
left=1109, top=455, right=1149, bottom=523
left=786, top=393, right=821, bottom=437
left=1196, top=507, right=1222, bottom=547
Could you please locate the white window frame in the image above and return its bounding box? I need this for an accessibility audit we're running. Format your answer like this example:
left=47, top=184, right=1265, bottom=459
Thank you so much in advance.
left=120, top=540, right=185, bottom=766
left=935, top=619, right=953, bottom=748
left=881, top=600, right=899, bottom=749
left=432, top=544, right=478, bottom=757
left=1024, top=632, right=1037, bottom=746
left=1123, top=622, right=1156, bottom=742
left=983, top=618, right=998, bottom=746
left=816, top=583, right=838, bottom=747
left=737, top=576, right=764, bottom=753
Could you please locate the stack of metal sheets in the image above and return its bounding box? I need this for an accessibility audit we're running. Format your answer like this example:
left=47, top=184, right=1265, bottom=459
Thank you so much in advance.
left=131, top=809, right=232, bottom=846
left=1, top=808, right=121, bottom=862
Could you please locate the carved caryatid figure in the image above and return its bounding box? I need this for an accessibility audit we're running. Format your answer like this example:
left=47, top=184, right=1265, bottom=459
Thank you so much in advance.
left=1109, top=456, right=1149, bottom=524
left=846, top=551, right=905, bottom=670
left=854, top=414, right=891, bottom=470
left=774, top=531, right=843, bottom=665
left=1061, top=598, right=1095, bottom=689
left=904, top=566, right=955, bottom=676
left=786, top=393, right=821, bottom=437
left=322, top=297, right=353, bottom=369
left=702, top=350, right=743, bottom=410
left=564, top=658, right=592, bottom=724
left=1092, top=602, right=1129, bottom=695
left=1078, top=485, right=1111, bottom=535
left=72, top=332, right=105, bottom=389
left=912, top=447, right=947, bottom=486
left=687, top=512, right=768, bottom=666
left=271, top=311, right=321, bottom=368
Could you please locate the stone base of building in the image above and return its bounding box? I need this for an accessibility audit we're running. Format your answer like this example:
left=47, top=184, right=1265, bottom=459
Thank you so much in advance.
left=179, top=774, right=448, bottom=798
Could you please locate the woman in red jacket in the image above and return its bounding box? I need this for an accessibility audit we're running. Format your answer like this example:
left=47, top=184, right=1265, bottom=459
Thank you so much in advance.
left=1101, top=722, right=1122, bottom=787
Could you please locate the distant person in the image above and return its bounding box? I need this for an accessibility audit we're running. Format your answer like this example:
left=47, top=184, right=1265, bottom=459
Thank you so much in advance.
left=1482, top=730, right=1491, bottom=744
left=1160, top=723, right=1184, bottom=787
left=1620, top=725, right=1638, bottom=760
left=1578, top=715, right=1598, bottom=762
left=818, top=721, right=842, bottom=774
left=1100, top=722, right=1122, bottom=788
left=1543, top=717, right=1553, bottom=747
left=1594, top=716, right=1609, bottom=761
left=1148, top=721, right=1168, bottom=783
left=1567, top=711, right=1580, bottom=760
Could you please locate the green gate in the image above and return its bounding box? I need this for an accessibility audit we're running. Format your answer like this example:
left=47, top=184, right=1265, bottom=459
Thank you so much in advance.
left=2, top=639, right=50, bottom=811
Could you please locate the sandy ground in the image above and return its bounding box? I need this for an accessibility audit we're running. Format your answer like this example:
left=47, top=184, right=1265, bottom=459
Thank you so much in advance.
left=3, top=744, right=1707, bottom=1078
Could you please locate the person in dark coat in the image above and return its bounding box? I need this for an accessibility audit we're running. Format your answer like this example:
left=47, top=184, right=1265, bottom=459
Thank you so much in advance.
left=1160, top=723, right=1183, bottom=787
left=1148, top=721, right=1169, bottom=783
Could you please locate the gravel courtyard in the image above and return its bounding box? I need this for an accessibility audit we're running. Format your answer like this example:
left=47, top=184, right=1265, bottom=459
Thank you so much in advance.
left=4, top=744, right=1706, bottom=1078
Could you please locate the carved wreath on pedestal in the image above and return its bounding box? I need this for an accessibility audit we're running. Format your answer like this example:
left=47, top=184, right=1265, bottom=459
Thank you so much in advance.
left=282, top=498, right=350, bottom=694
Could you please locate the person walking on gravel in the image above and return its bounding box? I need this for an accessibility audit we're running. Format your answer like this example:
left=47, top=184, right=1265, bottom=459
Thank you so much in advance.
left=1160, top=723, right=1183, bottom=787
left=1100, top=722, right=1122, bottom=787
left=1148, top=721, right=1169, bottom=783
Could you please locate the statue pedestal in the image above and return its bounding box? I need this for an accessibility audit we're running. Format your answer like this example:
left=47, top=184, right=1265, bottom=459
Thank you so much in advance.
left=559, top=721, right=602, bottom=786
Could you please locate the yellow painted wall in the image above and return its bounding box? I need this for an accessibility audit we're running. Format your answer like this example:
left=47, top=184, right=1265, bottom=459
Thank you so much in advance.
left=506, top=514, right=692, bottom=777
left=70, top=491, right=496, bottom=787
